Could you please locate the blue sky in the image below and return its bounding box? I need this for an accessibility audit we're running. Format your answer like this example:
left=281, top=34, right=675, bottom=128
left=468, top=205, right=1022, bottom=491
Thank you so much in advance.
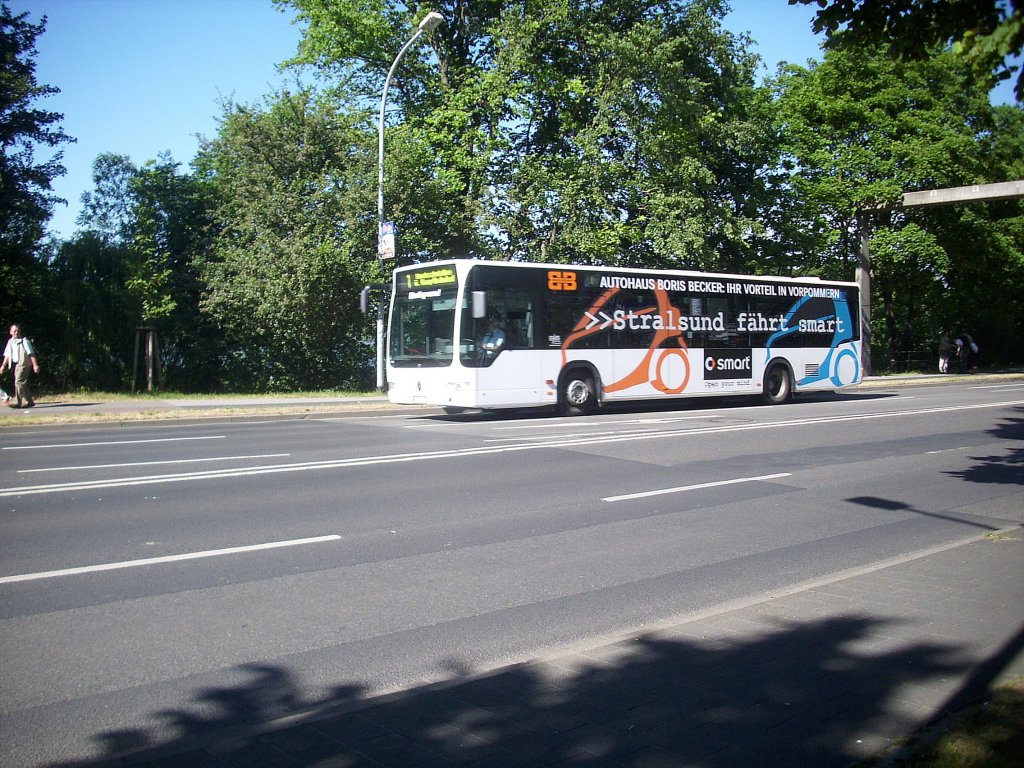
left=12, top=0, right=1021, bottom=241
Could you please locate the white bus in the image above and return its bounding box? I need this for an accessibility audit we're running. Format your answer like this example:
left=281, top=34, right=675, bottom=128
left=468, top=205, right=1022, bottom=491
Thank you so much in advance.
left=384, top=259, right=860, bottom=414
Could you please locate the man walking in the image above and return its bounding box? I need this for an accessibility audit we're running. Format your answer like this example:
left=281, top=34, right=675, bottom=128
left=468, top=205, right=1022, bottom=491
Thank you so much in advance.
left=1, top=324, right=40, bottom=408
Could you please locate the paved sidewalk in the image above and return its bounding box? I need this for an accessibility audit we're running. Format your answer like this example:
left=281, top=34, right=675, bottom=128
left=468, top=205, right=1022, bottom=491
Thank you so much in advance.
left=68, top=530, right=1023, bottom=768
left=0, top=395, right=396, bottom=424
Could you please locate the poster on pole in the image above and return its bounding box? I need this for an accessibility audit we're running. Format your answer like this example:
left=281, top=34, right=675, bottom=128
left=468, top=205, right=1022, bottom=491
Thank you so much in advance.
left=379, top=222, right=396, bottom=260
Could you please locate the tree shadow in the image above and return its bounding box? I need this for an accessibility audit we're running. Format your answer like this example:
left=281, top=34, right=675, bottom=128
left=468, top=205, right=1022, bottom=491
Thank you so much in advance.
left=48, top=613, right=978, bottom=768
left=944, top=415, right=1024, bottom=487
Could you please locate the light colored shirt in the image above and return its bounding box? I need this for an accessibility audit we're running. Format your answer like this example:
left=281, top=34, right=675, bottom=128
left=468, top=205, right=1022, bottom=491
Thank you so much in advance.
left=480, top=328, right=506, bottom=352
left=3, top=336, right=34, bottom=366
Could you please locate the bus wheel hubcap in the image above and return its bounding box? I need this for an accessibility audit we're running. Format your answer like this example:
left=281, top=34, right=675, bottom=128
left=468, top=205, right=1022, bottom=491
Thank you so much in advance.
left=567, top=380, right=589, bottom=404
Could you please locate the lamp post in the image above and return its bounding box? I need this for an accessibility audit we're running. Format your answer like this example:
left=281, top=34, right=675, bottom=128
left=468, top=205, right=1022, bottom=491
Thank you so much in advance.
left=374, top=10, right=443, bottom=392
left=377, top=10, right=444, bottom=261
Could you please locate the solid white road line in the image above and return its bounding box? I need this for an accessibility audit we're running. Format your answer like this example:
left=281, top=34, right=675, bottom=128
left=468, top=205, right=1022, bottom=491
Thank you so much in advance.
left=2, top=435, right=226, bottom=450
left=18, top=453, right=291, bottom=473
left=0, top=535, right=342, bottom=584
left=602, top=473, right=792, bottom=502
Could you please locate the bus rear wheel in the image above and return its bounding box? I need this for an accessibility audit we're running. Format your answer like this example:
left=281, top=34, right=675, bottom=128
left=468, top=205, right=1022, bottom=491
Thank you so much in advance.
left=762, top=364, right=793, bottom=405
left=560, top=372, right=596, bottom=416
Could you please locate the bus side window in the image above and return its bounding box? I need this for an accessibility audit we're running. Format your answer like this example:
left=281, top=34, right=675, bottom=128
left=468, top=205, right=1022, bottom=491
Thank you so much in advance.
left=506, top=310, right=529, bottom=348
left=491, top=290, right=534, bottom=349
left=612, top=290, right=656, bottom=349
left=547, top=290, right=608, bottom=349
left=707, top=297, right=733, bottom=347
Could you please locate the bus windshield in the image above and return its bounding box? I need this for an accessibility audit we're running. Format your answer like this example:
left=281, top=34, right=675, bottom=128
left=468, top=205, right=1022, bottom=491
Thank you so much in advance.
left=389, top=264, right=460, bottom=367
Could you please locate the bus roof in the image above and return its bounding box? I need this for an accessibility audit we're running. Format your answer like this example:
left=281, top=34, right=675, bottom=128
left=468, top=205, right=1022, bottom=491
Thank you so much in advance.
left=394, top=258, right=859, bottom=287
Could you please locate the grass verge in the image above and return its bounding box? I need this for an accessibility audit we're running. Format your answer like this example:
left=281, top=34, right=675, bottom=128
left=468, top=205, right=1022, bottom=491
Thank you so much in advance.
left=874, top=678, right=1024, bottom=767
left=29, top=389, right=378, bottom=401
left=0, top=390, right=387, bottom=425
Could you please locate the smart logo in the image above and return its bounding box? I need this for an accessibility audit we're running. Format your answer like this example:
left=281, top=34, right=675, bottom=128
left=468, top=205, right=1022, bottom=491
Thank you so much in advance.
left=705, top=349, right=752, bottom=379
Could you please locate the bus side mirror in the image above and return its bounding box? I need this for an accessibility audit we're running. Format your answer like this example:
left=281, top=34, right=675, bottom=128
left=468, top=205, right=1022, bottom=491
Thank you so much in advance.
left=360, top=283, right=389, bottom=315
left=472, top=291, right=487, bottom=319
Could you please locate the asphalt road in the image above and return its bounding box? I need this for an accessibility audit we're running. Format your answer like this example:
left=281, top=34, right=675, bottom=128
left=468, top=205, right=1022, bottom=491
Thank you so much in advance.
left=1, top=378, right=1023, bottom=767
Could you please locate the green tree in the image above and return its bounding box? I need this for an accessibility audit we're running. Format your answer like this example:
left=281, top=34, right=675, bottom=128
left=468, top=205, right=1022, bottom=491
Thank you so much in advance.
left=987, top=104, right=1024, bottom=179
left=195, top=90, right=378, bottom=391
left=488, top=0, right=777, bottom=271
left=773, top=44, right=1009, bottom=367
left=0, top=2, right=73, bottom=349
left=47, top=232, right=136, bottom=390
left=127, top=154, right=219, bottom=387
left=77, top=153, right=136, bottom=241
left=281, top=0, right=778, bottom=272
left=72, top=152, right=217, bottom=390
left=947, top=103, right=1024, bottom=365
left=282, top=0, right=501, bottom=263
left=790, top=0, right=1024, bottom=100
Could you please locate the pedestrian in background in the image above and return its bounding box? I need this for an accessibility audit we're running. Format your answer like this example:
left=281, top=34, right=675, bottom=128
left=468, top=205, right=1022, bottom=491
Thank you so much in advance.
left=0, top=324, right=40, bottom=408
left=956, top=329, right=978, bottom=374
left=938, top=330, right=953, bottom=374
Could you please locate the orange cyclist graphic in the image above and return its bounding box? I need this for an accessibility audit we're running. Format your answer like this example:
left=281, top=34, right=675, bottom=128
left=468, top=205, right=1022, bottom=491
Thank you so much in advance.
left=561, top=286, right=691, bottom=395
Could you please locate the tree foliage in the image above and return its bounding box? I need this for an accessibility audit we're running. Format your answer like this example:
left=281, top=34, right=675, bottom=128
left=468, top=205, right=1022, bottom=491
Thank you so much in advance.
left=195, top=89, right=378, bottom=391
left=791, top=0, right=1024, bottom=100
left=0, top=3, right=72, bottom=252
left=281, top=0, right=779, bottom=273
left=960, top=104, right=1024, bottom=363
left=488, top=0, right=778, bottom=271
left=62, top=152, right=217, bottom=390
left=47, top=232, right=136, bottom=390
left=774, top=43, right=1021, bottom=365
left=0, top=2, right=73, bottom=347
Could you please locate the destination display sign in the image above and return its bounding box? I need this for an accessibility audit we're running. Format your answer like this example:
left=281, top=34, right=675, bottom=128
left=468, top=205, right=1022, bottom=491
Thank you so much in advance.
left=398, top=265, right=458, bottom=299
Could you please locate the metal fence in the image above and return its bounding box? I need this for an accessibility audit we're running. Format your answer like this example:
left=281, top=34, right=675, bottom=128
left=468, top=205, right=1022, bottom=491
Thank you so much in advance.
left=882, top=350, right=937, bottom=374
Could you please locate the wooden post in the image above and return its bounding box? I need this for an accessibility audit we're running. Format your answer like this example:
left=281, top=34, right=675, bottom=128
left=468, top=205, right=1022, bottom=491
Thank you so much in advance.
left=154, top=331, right=163, bottom=389
left=132, top=326, right=160, bottom=392
left=131, top=328, right=142, bottom=393
left=146, top=330, right=155, bottom=392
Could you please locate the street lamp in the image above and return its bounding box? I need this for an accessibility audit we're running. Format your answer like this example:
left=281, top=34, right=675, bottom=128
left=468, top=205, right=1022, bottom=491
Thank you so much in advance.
left=373, top=10, right=443, bottom=392
left=377, top=10, right=444, bottom=261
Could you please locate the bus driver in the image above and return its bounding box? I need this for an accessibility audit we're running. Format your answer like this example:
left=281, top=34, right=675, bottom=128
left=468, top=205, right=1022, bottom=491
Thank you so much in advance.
left=477, top=311, right=507, bottom=363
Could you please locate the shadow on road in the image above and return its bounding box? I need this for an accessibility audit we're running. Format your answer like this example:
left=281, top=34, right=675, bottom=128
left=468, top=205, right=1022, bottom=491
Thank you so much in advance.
left=425, top=390, right=899, bottom=423
left=49, top=613, right=975, bottom=768
left=848, top=410, right=1024, bottom=528
left=945, top=414, right=1024, bottom=487
left=846, top=495, right=1003, bottom=531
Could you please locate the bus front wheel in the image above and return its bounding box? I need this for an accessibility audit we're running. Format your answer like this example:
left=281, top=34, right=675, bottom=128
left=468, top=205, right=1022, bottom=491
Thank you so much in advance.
left=762, top=364, right=793, bottom=405
left=560, top=372, right=596, bottom=416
